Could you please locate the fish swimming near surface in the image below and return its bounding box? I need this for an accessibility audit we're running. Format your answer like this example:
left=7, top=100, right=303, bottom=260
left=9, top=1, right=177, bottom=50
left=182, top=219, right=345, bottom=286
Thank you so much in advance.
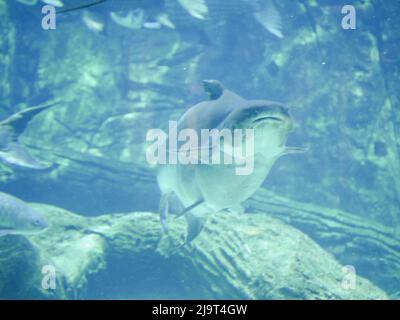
left=51, top=0, right=283, bottom=38
left=56, top=0, right=208, bottom=30
left=157, top=80, right=305, bottom=242
left=0, top=101, right=59, bottom=170
left=82, top=9, right=106, bottom=33
left=165, top=0, right=284, bottom=38
left=0, top=192, right=49, bottom=237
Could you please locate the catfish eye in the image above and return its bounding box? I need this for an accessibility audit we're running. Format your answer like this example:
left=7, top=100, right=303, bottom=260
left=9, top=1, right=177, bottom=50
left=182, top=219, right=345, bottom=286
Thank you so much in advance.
left=33, top=219, right=41, bottom=226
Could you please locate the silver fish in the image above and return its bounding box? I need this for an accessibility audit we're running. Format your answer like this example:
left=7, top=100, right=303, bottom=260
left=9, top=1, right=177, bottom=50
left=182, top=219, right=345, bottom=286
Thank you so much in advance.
left=0, top=192, right=49, bottom=237
left=0, top=101, right=59, bottom=170
left=157, top=80, right=305, bottom=242
left=82, top=9, right=106, bottom=32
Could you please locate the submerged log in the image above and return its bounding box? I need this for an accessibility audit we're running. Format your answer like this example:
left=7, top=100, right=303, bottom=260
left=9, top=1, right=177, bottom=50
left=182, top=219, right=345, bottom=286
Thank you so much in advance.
left=0, top=203, right=388, bottom=299
left=247, top=189, right=400, bottom=298
left=2, top=150, right=399, bottom=297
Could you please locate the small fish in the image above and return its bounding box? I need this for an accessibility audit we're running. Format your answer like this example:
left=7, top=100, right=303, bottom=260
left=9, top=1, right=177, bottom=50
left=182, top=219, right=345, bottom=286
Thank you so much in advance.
left=0, top=192, right=49, bottom=237
left=143, top=20, right=163, bottom=30
left=252, top=0, right=283, bottom=38
left=110, top=9, right=146, bottom=30
left=0, top=100, right=59, bottom=170
left=175, top=0, right=208, bottom=20
left=82, top=10, right=105, bottom=33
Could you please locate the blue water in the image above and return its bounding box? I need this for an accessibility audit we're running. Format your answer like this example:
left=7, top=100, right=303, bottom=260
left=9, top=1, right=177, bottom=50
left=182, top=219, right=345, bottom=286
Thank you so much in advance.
left=0, top=0, right=399, bottom=299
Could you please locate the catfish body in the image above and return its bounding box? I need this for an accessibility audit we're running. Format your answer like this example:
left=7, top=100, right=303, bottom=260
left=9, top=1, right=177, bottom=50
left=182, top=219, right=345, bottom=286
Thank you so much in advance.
left=157, top=81, right=302, bottom=241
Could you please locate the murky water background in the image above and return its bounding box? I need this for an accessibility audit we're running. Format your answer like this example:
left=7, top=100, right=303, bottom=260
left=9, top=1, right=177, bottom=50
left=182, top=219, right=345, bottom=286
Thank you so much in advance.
left=0, top=0, right=399, bottom=299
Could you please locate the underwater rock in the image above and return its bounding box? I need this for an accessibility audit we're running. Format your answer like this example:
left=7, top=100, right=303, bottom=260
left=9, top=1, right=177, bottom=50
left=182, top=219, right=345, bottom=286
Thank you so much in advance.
left=0, top=236, right=48, bottom=299
left=0, top=202, right=388, bottom=299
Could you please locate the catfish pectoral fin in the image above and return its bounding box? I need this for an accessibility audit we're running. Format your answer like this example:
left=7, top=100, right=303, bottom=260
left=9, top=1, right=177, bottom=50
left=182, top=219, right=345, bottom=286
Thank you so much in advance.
left=185, top=212, right=208, bottom=243
left=159, top=191, right=173, bottom=234
left=174, top=198, right=204, bottom=219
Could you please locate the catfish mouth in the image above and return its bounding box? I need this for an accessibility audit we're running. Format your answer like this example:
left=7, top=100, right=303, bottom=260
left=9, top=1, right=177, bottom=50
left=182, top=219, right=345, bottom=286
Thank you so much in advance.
left=252, top=115, right=287, bottom=124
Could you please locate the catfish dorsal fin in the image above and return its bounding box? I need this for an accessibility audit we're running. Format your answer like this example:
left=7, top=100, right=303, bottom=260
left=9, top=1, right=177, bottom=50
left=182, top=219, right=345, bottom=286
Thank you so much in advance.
left=202, top=80, right=225, bottom=100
